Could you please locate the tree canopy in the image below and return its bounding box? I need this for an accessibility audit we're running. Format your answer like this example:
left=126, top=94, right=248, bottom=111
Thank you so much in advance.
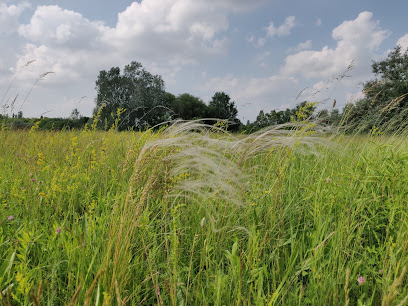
left=208, top=92, right=238, bottom=120
left=343, top=46, right=408, bottom=132
left=172, top=93, right=208, bottom=120
left=94, top=62, right=243, bottom=130
left=95, top=61, right=169, bottom=130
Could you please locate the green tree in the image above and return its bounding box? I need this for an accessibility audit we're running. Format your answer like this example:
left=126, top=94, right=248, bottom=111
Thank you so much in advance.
left=208, top=92, right=238, bottom=120
left=208, top=92, right=241, bottom=130
left=95, top=61, right=168, bottom=130
left=367, top=46, right=408, bottom=103
left=344, top=46, right=408, bottom=132
left=173, top=93, right=209, bottom=120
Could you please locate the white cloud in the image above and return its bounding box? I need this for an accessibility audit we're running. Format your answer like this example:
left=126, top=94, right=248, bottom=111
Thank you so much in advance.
left=266, top=16, right=295, bottom=38
left=105, top=0, right=231, bottom=61
left=281, top=11, right=390, bottom=79
left=297, top=40, right=312, bottom=50
left=10, top=0, right=247, bottom=85
left=19, top=6, right=107, bottom=49
left=0, top=2, right=31, bottom=34
left=316, top=18, right=322, bottom=27
left=13, top=0, right=244, bottom=84
left=249, top=16, right=295, bottom=48
left=397, top=34, right=408, bottom=52
left=288, top=40, right=312, bottom=53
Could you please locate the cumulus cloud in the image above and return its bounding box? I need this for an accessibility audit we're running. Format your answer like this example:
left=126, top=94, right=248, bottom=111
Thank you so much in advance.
left=266, top=16, right=295, bottom=38
left=0, top=2, right=31, bottom=34
left=250, top=16, right=295, bottom=47
left=397, top=34, right=408, bottom=52
left=12, top=5, right=116, bottom=85
left=13, top=0, right=252, bottom=83
left=19, top=6, right=107, bottom=49
left=288, top=40, right=312, bottom=53
left=281, top=11, right=390, bottom=79
left=10, top=0, right=247, bottom=87
left=105, top=0, right=231, bottom=61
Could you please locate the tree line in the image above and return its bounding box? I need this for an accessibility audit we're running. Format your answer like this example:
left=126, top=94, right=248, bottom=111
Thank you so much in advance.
left=93, top=45, right=408, bottom=134
left=341, top=46, right=408, bottom=133
left=94, top=61, right=240, bottom=131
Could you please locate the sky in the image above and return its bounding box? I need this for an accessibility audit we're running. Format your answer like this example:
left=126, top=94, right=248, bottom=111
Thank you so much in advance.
left=1, top=0, right=408, bottom=122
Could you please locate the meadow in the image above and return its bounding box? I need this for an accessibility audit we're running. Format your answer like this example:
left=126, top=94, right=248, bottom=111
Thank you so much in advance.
left=1, top=122, right=408, bottom=305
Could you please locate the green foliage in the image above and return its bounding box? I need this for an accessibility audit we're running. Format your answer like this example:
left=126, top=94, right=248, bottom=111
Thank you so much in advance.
left=0, top=116, right=90, bottom=131
left=343, top=46, right=408, bottom=133
left=172, top=93, right=208, bottom=120
left=247, top=101, right=332, bottom=132
left=93, top=62, right=243, bottom=130
left=208, top=91, right=238, bottom=120
left=95, top=61, right=169, bottom=130
left=208, top=92, right=241, bottom=131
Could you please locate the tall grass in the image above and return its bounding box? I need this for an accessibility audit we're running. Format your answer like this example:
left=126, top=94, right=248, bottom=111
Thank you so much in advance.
left=1, top=121, right=408, bottom=305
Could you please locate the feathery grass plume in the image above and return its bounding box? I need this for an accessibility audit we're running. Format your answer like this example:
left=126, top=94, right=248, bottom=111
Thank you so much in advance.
left=235, top=122, right=335, bottom=163
left=102, top=119, right=331, bottom=301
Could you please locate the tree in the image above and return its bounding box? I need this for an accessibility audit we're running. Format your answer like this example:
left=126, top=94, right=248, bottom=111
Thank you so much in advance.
left=368, top=46, right=408, bottom=102
left=343, top=46, right=408, bottom=132
left=208, top=92, right=241, bottom=130
left=95, top=61, right=168, bottom=130
left=208, top=92, right=238, bottom=120
left=172, top=93, right=208, bottom=120
left=70, top=108, right=81, bottom=120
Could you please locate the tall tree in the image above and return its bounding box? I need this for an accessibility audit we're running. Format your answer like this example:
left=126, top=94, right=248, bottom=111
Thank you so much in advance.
left=208, top=92, right=238, bottom=120
left=173, top=93, right=209, bottom=120
left=95, top=61, right=168, bottom=130
left=368, top=45, right=408, bottom=103
left=344, top=46, right=408, bottom=132
left=208, top=92, right=241, bottom=130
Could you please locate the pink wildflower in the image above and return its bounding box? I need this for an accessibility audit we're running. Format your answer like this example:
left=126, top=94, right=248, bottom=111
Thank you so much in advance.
left=56, top=227, right=61, bottom=234
left=358, top=276, right=365, bottom=285
left=8, top=216, right=14, bottom=221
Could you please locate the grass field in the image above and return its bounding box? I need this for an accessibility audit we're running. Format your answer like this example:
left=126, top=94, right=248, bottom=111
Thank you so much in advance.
left=1, top=122, right=408, bottom=305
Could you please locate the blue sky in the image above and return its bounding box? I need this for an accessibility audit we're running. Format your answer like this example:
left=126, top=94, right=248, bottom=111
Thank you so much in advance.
left=1, top=0, right=407, bottom=122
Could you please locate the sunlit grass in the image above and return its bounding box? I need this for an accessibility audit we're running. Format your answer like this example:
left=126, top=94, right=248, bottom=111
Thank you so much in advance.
left=1, top=124, right=408, bottom=305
